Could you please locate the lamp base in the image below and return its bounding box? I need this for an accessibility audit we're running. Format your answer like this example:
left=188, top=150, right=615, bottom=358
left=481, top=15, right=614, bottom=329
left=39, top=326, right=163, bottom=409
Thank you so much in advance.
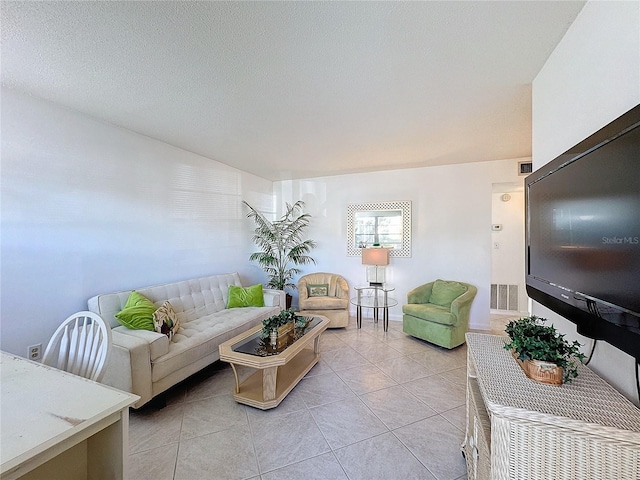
left=365, top=265, right=386, bottom=286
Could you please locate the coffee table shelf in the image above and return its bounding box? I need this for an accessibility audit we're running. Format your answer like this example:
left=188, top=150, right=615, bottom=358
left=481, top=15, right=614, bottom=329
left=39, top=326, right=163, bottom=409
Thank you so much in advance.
left=219, top=316, right=329, bottom=409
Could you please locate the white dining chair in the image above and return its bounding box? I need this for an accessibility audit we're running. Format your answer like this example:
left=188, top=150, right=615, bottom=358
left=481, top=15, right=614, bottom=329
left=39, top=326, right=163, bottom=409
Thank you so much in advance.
left=42, top=311, right=112, bottom=382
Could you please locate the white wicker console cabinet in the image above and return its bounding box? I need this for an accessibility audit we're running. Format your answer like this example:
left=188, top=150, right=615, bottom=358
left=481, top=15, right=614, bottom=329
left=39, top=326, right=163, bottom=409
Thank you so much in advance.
left=463, top=333, right=640, bottom=480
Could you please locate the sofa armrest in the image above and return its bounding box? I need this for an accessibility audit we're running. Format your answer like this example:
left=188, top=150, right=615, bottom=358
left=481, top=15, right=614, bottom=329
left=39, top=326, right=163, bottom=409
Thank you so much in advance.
left=264, top=288, right=285, bottom=311
left=407, top=282, right=435, bottom=304
left=101, top=330, right=154, bottom=408
left=113, top=326, right=169, bottom=360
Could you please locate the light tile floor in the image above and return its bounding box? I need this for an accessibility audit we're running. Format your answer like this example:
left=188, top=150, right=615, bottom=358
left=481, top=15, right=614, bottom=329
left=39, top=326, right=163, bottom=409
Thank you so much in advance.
left=127, top=314, right=515, bottom=480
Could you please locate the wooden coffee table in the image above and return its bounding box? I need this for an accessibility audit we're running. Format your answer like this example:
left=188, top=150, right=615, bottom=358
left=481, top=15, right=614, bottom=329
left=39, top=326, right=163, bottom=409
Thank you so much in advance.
left=219, top=315, right=329, bottom=409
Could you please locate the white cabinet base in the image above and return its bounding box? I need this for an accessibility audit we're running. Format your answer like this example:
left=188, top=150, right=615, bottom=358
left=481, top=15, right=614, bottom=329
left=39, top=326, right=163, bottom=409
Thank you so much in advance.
left=463, top=334, right=640, bottom=480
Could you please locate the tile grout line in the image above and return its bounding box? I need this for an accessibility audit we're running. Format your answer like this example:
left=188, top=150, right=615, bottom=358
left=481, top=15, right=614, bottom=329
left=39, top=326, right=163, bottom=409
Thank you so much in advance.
left=244, top=404, right=263, bottom=478
left=127, top=315, right=510, bottom=479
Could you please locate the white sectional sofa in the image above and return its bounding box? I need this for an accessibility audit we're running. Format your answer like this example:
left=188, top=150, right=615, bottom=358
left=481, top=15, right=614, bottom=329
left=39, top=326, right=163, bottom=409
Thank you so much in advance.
left=88, top=272, right=284, bottom=407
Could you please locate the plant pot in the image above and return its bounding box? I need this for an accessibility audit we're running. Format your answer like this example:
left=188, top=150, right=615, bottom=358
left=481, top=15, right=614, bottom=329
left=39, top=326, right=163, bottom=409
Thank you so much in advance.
left=525, top=359, right=563, bottom=386
left=277, top=321, right=294, bottom=337
left=275, top=321, right=294, bottom=349
left=511, top=351, right=563, bottom=385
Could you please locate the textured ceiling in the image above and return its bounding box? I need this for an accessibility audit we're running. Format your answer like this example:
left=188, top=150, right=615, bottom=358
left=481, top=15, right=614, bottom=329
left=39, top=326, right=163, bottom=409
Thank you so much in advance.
left=1, top=1, right=585, bottom=181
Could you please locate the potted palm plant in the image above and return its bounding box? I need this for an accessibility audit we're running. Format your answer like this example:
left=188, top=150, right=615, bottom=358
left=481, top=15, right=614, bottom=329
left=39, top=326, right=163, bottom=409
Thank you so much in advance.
left=244, top=200, right=317, bottom=306
left=504, top=315, right=585, bottom=384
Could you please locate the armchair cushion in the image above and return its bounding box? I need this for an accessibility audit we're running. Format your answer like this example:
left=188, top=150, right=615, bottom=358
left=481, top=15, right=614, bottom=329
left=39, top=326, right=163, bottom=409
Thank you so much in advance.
left=301, top=296, right=349, bottom=310
left=402, top=304, right=456, bottom=326
left=429, top=280, right=468, bottom=308
left=307, top=283, right=329, bottom=297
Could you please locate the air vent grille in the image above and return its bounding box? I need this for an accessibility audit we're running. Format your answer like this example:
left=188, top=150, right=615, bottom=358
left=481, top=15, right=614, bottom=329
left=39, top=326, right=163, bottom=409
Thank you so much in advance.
left=518, top=162, right=533, bottom=175
left=490, top=284, right=519, bottom=311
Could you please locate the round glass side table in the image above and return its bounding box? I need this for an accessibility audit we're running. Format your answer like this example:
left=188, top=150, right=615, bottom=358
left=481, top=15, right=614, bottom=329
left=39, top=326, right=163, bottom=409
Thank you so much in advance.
left=350, top=285, right=397, bottom=332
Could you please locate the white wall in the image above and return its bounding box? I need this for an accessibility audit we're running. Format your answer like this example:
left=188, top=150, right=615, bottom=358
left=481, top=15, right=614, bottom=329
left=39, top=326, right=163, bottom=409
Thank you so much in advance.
left=0, top=86, right=529, bottom=358
left=275, top=158, right=523, bottom=330
left=0, top=88, right=273, bottom=357
left=532, top=0, right=640, bottom=404
left=491, top=187, right=527, bottom=313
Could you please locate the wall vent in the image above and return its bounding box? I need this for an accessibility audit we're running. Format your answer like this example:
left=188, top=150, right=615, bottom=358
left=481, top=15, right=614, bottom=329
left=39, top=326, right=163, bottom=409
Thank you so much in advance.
left=518, top=161, right=533, bottom=176
left=490, top=284, right=519, bottom=311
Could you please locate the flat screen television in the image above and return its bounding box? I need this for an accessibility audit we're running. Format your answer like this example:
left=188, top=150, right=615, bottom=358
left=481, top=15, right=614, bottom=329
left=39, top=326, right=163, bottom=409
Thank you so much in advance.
left=526, top=104, right=640, bottom=360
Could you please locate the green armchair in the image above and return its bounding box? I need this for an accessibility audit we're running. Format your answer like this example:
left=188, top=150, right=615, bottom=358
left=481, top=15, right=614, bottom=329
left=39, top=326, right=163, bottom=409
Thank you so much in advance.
left=402, top=279, right=477, bottom=349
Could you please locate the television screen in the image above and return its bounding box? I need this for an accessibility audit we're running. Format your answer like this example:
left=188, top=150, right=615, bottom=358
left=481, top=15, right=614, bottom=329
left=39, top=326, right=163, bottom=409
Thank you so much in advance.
left=526, top=106, right=640, bottom=358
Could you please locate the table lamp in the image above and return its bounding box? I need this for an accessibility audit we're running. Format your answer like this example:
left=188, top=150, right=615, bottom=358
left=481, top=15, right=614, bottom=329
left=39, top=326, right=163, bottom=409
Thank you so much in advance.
left=362, top=247, right=389, bottom=286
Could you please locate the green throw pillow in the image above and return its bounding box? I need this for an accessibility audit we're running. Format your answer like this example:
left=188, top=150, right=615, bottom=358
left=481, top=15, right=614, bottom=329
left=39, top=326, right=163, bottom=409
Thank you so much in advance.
left=115, top=291, right=156, bottom=330
left=227, top=284, right=265, bottom=308
left=429, top=280, right=467, bottom=308
left=307, top=283, right=329, bottom=297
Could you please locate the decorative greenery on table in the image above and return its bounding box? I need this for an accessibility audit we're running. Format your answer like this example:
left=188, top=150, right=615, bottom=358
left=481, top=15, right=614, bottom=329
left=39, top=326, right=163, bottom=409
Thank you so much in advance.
left=503, top=315, right=585, bottom=383
left=244, top=200, right=317, bottom=295
left=261, top=309, right=310, bottom=338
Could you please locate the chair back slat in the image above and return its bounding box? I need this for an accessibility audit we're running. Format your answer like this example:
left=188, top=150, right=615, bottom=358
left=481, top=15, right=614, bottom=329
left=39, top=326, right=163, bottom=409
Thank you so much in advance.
left=80, top=320, right=97, bottom=378
left=56, top=324, right=70, bottom=371
left=67, top=317, right=82, bottom=376
left=83, top=320, right=101, bottom=378
left=42, top=311, right=112, bottom=382
left=89, top=343, right=104, bottom=380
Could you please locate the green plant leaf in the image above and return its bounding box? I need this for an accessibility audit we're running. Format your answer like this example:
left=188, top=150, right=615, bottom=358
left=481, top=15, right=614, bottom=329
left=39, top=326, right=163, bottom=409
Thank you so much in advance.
left=244, top=200, right=317, bottom=294
left=503, top=315, right=585, bottom=383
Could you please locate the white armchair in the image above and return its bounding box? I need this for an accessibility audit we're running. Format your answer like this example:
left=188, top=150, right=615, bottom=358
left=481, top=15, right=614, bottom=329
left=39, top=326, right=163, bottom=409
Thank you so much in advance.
left=298, top=272, right=350, bottom=328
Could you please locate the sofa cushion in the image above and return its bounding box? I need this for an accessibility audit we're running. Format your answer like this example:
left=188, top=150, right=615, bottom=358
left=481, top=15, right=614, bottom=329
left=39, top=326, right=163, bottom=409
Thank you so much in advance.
left=402, top=303, right=457, bottom=326
left=151, top=306, right=279, bottom=382
left=227, top=284, right=265, bottom=308
left=429, top=280, right=467, bottom=308
left=307, top=283, right=329, bottom=297
left=115, top=291, right=156, bottom=330
left=153, top=300, right=180, bottom=340
left=300, top=296, right=349, bottom=310
left=89, top=273, right=247, bottom=329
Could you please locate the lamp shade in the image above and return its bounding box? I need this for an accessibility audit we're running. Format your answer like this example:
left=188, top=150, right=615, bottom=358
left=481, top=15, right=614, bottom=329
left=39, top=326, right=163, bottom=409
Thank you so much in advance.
left=361, top=248, right=389, bottom=266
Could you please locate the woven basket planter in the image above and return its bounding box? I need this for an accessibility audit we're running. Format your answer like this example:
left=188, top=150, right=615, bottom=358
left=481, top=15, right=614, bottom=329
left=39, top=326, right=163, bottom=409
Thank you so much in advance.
left=524, top=359, right=563, bottom=385
left=512, top=351, right=563, bottom=385
left=275, top=322, right=294, bottom=349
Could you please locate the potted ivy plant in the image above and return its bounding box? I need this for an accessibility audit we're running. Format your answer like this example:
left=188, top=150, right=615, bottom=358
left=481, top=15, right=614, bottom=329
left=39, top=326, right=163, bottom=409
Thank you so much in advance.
left=261, top=309, right=299, bottom=337
left=503, top=315, right=585, bottom=384
left=244, top=200, right=317, bottom=306
left=260, top=309, right=312, bottom=349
